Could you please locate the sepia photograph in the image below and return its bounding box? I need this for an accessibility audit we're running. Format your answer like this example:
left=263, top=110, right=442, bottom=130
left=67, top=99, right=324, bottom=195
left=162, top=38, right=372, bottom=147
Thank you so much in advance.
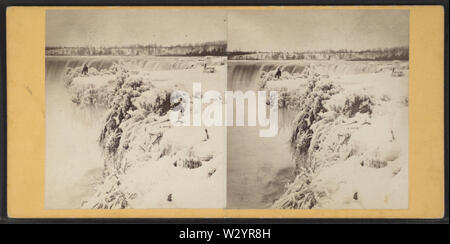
left=45, top=9, right=228, bottom=209
left=4, top=1, right=448, bottom=226
left=45, top=9, right=409, bottom=210
left=227, top=9, right=409, bottom=209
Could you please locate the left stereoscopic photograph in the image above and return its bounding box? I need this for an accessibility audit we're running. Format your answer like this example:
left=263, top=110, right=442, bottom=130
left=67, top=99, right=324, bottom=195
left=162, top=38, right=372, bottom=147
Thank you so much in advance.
left=45, top=10, right=228, bottom=209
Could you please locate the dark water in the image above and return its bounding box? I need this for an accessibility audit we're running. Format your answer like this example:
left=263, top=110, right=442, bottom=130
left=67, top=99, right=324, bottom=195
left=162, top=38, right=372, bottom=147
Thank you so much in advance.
left=227, top=61, right=302, bottom=209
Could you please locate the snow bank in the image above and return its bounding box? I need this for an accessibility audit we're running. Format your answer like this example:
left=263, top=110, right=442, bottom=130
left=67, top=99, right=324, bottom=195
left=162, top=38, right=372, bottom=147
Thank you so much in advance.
left=259, top=66, right=321, bottom=109
left=272, top=67, right=408, bottom=209
left=62, top=63, right=226, bottom=209
left=63, top=63, right=127, bottom=108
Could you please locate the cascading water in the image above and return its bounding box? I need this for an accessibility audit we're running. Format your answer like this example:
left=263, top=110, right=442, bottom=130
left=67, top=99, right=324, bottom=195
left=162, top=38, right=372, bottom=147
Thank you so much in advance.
left=45, top=56, right=213, bottom=80
left=226, top=60, right=407, bottom=90
left=45, top=57, right=108, bottom=209
left=227, top=61, right=302, bottom=209
left=227, top=61, right=307, bottom=90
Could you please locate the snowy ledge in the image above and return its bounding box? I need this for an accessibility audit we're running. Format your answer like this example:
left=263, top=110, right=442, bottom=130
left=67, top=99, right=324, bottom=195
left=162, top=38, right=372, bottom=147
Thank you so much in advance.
left=262, top=65, right=409, bottom=209
left=63, top=63, right=226, bottom=209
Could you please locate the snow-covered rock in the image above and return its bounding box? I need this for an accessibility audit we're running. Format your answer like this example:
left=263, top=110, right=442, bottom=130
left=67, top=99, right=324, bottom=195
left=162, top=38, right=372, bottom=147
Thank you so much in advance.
left=62, top=64, right=226, bottom=209
left=272, top=68, right=408, bottom=209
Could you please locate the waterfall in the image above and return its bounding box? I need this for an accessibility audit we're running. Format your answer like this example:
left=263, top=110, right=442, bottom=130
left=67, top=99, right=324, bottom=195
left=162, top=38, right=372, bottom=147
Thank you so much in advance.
left=45, top=56, right=214, bottom=84
left=227, top=61, right=307, bottom=90
left=227, top=60, right=407, bottom=90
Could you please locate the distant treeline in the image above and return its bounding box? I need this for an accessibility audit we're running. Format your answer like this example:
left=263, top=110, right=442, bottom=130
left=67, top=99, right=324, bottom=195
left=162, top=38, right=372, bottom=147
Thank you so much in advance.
left=228, top=46, right=409, bottom=61
left=46, top=41, right=227, bottom=56
left=46, top=43, right=408, bottom=61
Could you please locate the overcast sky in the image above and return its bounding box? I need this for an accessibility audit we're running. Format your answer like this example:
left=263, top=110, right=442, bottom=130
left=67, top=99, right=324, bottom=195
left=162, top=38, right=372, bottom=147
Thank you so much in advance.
left=46, top=9, right=227, bottom=47
left=228, top=10, right=409, bottom=52
left=47, top=9, right=409, bottom=51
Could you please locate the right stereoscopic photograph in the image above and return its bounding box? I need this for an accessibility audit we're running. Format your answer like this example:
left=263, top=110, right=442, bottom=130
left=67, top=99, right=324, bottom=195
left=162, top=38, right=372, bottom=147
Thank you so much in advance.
left=226, top=9, right=409, bottom=209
